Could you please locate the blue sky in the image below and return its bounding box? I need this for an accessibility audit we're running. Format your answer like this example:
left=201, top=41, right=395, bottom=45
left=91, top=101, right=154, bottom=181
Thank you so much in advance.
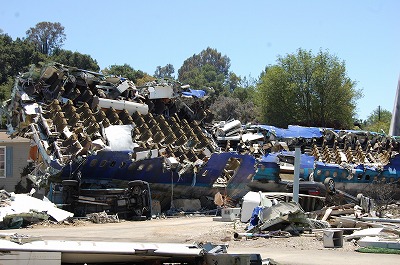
left=1, top=0, right=399, bottom=121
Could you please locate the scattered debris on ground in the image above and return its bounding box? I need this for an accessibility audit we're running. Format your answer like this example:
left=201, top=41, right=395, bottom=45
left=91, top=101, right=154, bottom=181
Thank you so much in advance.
left=0, top=190, right=73, bottom=229
left=213, top=190, right=399, bottom=254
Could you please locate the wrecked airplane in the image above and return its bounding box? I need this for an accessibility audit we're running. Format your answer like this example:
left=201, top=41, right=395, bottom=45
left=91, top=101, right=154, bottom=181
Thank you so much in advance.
left=1, top=62, right=260, bottom=217
left=2, top=62, right=400, bottom=218
left=248, top=125, right=400, bottom=198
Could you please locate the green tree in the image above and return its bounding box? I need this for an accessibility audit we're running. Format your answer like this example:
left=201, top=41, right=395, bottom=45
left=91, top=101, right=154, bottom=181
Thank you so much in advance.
left=364, top=107, right=391, bottom=134
left=26, top=22, right=66, bottom=55
left=256, top=66, right=297, bottom=127
left=0, top=34, right=46, bottom=85
left=102, top=64, right=154, bottom=85
left=210, top=95, right=255, bottom=123
left=50, top=49, right=100, bottom=72
left=178, top=47, right=231, bottom=100
left=232, top=75, right=257, bottom=103
left=206, top=73, right=258, bottom=123
left=227, top=72, right=241, bottom=93
left=0, top=77, right=13, bottom=103
left=154, top=64, right=175, bottom=79
left=256, top=48, right=361, bottom=128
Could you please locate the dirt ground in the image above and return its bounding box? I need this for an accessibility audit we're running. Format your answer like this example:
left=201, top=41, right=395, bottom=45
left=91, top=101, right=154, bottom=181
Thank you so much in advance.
left=3, top=215, right=399, bottom=265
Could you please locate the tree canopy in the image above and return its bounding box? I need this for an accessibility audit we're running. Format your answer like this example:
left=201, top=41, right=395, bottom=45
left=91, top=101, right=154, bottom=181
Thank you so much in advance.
left=51, top=49, right=100, bottom=72
left=26, top=22, right=66, bottom=55
left=210, top=95, right=256, bottom=123
left=154, top=64, right=175, bottom=79
left=1, top=23, right=373, bottom=129
left=102, top=64, right=154, bottom=86
left=0, top=34, right=46, bottom=102
left=178, top=47, right=231, bottom=100
left=363, top=107, right=391, bottom=134
left=256, top=48, right=361, bottom=128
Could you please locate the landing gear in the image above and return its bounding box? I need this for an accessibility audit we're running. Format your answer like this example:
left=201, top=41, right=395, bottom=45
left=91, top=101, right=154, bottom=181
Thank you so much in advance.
left=61, top=179, right=79, bottom=212
left=127, top=180, right=152, bottom=220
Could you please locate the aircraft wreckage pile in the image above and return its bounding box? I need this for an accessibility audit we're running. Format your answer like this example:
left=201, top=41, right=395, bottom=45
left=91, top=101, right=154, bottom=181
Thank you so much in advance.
left=2, top=62, right=400, bottom=219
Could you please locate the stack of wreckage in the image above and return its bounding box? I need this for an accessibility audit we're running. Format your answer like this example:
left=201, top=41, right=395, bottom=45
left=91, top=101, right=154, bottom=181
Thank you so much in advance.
left=1, top=61, right=400, bottom=220
left=2, top=62, right=262, bottom=218
left=224, top=190, right=400, bottom=252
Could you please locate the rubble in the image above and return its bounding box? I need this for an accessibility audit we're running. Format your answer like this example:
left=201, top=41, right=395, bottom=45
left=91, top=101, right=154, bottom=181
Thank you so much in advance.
left=3, top=62, right=400, bottom=217
left=1, top=61, right=400, bottom=262
left=86, top=211, right=119, bottom=224
left=0, top=190, right=73, bottom=229
left=213, top=186, right=400, bottom=254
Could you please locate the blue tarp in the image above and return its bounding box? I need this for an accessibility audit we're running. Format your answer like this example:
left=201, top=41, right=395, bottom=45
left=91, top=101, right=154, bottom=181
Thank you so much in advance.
left=181, top=89, right=206, bottom=98
left=252, top=124, right=323, bottom=139
left=247, top=206, right=263, bottom=230
left=260, top=152, right=279, bottom=163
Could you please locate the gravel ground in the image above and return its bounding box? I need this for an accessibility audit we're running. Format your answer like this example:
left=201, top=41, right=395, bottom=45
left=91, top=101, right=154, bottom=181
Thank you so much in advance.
left=23, top=215, right=358, bottom=251
left=5, top=215, right=399, bottom=265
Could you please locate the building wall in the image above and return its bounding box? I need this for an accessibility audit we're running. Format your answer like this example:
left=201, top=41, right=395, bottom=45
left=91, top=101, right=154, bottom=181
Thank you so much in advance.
left=0, top=140, right=30, bottom=192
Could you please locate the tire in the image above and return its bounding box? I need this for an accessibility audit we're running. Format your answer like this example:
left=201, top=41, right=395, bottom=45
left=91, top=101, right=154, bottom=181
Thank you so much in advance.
left=129, top=185, right=141, bottom=195
left=324, top=177, right=335, bottom=194
left=128, top=180, right=146, bottom=187
left=62, top=180, right=79, bottom=212
left=134, top=208, right=143, bottom=216
left=62, top=179, right=79, bottom=186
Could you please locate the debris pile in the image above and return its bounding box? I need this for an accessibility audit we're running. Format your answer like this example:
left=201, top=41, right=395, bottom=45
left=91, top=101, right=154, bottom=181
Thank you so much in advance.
left=2, top=61, right=400, bottom=219
left=0, top=190, right=73, bottom=229
left=230, top=190, right=400, bottom=253
left=86, top=211, right=119, bottom=224
left=244, top=200, right=328, bottom=237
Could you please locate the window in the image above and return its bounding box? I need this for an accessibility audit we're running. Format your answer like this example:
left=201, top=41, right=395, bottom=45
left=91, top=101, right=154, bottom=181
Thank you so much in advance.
left=99, top=160, right=108, bottom=167
left=90, top=159, right=98, bottom=167
left=0, top=147, right=5, bottom=178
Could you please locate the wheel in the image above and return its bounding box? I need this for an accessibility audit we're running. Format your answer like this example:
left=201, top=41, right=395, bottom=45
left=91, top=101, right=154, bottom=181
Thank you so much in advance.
left=134, top=208, right=143, bottom=216
left=62, top=180, right=79, bottom=212
left=131, top=185, right=142, bottom=195
left=62, top=179, right=79, bottom=186
left=324, top=177, right=335, bottom=194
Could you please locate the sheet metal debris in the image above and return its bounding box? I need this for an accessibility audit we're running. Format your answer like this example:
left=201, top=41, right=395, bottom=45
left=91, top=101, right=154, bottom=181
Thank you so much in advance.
left=0, top=190, right=73, bottom=229
left=86, top=211, right=119, bottom=224
left=0, top=233, right=267, bottom=265
left=245, top=201, right=315, bottom=235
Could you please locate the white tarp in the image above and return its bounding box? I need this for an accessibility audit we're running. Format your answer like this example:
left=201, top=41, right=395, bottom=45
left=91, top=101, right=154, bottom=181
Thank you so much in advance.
left=104, top=125, right=139, bottom=151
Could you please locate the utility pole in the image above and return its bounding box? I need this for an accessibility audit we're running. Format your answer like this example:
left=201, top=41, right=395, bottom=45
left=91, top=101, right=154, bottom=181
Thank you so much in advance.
left=293, top=146, right=301, bottom=203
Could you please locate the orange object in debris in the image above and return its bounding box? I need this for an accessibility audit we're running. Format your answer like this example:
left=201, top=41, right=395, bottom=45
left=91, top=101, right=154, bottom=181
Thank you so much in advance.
left=28, top=145, right=38, bottom=161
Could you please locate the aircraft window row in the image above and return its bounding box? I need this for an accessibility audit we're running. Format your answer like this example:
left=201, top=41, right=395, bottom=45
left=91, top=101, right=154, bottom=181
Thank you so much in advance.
left=317, top=169, right=348, bottom=179
left=316, top=169, right=398, bottom=183
left=89, top=159, right=127, bottom=169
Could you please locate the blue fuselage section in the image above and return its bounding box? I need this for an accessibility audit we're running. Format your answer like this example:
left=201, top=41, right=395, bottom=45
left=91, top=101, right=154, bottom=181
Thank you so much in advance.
left=60, top=150, right=256, bottom=200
